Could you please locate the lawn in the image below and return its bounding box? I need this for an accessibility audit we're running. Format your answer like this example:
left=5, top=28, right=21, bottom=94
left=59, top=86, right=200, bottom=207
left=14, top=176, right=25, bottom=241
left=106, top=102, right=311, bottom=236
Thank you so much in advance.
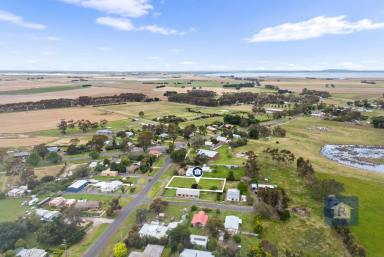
left=0, top=198, right=27, bottom=222
left=69, top=223, right=109, bottom=257
left=234, top=117, right=384, bottom=256
left=205, top=166, right=246, bottom=180
left=166, top=176, right=225, bottom=191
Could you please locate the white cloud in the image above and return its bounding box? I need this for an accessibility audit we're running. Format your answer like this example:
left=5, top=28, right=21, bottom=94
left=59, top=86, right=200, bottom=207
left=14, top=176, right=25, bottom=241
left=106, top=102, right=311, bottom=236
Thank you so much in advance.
left=96, top=16, right=184, bottom=35
left=96, top=16, right=135, bottom=30
left=171, top=48, right=182, bottom=53
left=139, top=24, right=185, bottom=35
left=246, top=16, right=384, bottom=43
left=0, top=10, right=46, bottom=29
left=46, top=36, right=62, bottom=41
left=147, top=56, right=159, bottom=60
left=62, top=0, right=153, bottom=17
left=180, top=60, right=196, bottom=65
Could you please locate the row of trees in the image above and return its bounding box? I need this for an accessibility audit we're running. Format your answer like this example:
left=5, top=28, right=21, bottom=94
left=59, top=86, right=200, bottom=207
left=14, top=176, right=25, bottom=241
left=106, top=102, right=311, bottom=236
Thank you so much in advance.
left=57, top=119, right=108, bottom=134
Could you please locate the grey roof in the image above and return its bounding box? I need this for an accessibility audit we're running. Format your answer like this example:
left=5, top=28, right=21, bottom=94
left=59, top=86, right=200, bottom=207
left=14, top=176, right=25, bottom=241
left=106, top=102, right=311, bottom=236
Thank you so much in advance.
left=180, top=249, right=214, bottom=257
left=176, top=188, right=200, bottom=197
left=128, top=244, right=164, bottom=257
left=224, top=215, right=242, bottom=231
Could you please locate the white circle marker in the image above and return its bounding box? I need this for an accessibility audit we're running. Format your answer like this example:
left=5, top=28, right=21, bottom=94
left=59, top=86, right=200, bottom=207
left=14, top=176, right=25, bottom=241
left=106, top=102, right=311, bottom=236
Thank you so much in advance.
left=192, top=167, right=203, bottom=183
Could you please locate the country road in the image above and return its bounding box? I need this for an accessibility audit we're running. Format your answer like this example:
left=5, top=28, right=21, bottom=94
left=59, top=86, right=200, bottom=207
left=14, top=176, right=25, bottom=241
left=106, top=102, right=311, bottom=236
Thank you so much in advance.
left=82, top=156, right=172, bottom=257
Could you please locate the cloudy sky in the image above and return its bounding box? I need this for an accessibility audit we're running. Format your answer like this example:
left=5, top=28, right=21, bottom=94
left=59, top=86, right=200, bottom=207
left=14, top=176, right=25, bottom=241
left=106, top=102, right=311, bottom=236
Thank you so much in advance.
left=0, top=0, right=384, bottom=71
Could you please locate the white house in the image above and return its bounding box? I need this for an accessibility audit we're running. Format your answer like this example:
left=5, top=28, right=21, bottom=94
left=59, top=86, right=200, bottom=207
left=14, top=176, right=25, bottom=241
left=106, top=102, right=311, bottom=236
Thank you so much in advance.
left=197, top=149, right=218, bottom=159
left=7, top=186, right=28, bottom=198
left=126, top=131, right=134, bottom=137
left=47, top=146, right=60, bottom=153
left=190, top=235, right=208, bottom=248
left=216, top=136, right=229, bottom=143
left=206, top=126, right=217, bottom=132
left=180, top=249, right=214, bottom=257
left=176, top=188, right=200, bottom=199
left=96, top=129, right=113, bottom=136
left=251, top=183, right=277, bottom=192
left=226, top=189, right=240, bottom=202
left=204, top=141, right=213, bottom=147
left=224, top=215, right=242, bottom=234
left=139, top=221, right=179, bottom=239
left=16, top=248, right=48, bottom=257
left=94, top=181, right=123, bottom=193
left=159, top=133, right=169, bottom=139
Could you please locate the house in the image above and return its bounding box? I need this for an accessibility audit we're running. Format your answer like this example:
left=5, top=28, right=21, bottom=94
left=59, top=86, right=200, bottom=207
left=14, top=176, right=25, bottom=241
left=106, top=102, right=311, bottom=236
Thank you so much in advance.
left=190, top=235, right=208, bottom=248
left=311, top=111, right=325, bottom=118
left=89, top=161, right=99, bottom=168
left=126, top=131, right=134, bottom=137
left=13, top=151, right=30, bottom=158
left=67, top=180, right=88, bottom=193
left=64, top=198, right=77, bottom=207
left=191, top=211, right=208, bottom=227
left=74, top=200, right=100, bottom=210
left=224, top=215, right=242, bottom=234
left=216, top=136, right=229, bottom=143
left=128, top=244, right=164, bottom=257
left=48, top=197, right=66, bottom=207
left=139, top=221, right=179, bottom=239
left=16, top=248, right=48, bottom=257
left=34, top=209, right=61, bottom=221
left=204, top=141, right=213, bottom=147
left=101, top=169, right=119, bottom=177
left=47, top=146, right=60, bottom=153
left=251, top=183, right=277, bottom=192
left=265, top=108, right=284, bottom=114
left=176, top=188, right=200, bottom=199
left=186, top=165, right=212, bottom=176
left=180, top=249, right=214, bottom=257
left=149, top=149, right=161, bottom=157
left=95, top=181, right=123, bottom=193
left=226, top=189, right=240, bottom=202
left=206, top=126, right=217, bottom=132
left=96, top=129, right=113, bottom=135
left=159, top=133, right=169, bottom=139
left=197, top=149, right=218, bottom=159
left=233, top=134, right=241, bottom=139
left=28, top=197, right=39, bottom=206
left=7, top=186, right=28, bottom=197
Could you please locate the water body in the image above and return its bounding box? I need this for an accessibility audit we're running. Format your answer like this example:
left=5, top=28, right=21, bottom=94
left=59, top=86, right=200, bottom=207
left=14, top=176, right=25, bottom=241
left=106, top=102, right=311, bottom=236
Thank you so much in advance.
left=321, top=145, right=384, bottom=172
left=203, top=70, right=384, bottom=79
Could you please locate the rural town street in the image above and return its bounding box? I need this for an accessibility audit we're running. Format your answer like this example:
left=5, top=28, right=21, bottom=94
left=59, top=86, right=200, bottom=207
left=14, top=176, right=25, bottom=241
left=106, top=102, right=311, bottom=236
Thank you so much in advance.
left=82, top=157, right=172, bottom=257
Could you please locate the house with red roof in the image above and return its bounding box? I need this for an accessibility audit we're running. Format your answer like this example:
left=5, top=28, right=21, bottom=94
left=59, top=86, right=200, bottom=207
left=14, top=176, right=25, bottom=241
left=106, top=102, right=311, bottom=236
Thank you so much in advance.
left=191, top=211, right=209, bottom=227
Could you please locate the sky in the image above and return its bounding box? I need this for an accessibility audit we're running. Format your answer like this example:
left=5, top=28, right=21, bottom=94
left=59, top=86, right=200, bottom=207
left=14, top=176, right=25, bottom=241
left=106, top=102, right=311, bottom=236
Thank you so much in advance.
left=0, top=0, right=384, bottom=71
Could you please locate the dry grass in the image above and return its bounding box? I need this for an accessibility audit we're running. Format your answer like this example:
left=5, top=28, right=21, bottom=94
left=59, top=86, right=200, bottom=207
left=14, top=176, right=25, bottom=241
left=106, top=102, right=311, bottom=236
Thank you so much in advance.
left=34, top=165, right=64, bottom=179
left=0, top=107, right=124, bottom=133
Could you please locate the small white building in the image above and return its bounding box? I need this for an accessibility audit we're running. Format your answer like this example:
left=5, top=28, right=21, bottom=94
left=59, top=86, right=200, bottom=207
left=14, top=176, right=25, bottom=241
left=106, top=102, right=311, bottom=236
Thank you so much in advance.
left=180, top=249, right=214, bottom=257
left=176, top=188, right=200, bottom=199
left=16, top=248, right=48, bottom=257
left=95, top=180, right=123, bottom=193
left=226, top=188, right=240, bottom=202
left=197, top=149, right=218, bottom=159
left=233, top=134, right=241, bottom=139
left=190, top=235, right=208, bottom=248
left=159, top=133, right=169, bottom=139
left=96, top=129, right=113, bottom=135
left=206, top=126, right=217, bottom=132
left=251, top=183, right=277, bottom=192
left=216, top=136, right=229, bottom=143
left=125, top=131, right=134, bottom=137
left=7, top=186, right=28, bottom=198
left=224, top=215, right=242, bottom=234
left=204, top=141, right=213, bottom=147
left=47, top=146, right=60, bottom=153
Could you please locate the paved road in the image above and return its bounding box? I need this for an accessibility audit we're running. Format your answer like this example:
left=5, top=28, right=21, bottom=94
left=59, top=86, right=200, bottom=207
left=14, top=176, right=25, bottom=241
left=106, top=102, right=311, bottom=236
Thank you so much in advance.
left=82, top=157, right=172, bottom=257
left=166, top=200, right=254, bottom=213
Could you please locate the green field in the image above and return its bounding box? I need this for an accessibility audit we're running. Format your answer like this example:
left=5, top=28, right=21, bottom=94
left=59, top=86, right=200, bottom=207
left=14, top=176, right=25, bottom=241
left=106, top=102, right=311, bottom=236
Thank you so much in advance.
left=0, top=85, right=83, bottom=95
left=235, top=117, right=384, bottom=257
left=0, top=198, right=26, bottom=222
left=167, top=176, right=225, bottom=190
